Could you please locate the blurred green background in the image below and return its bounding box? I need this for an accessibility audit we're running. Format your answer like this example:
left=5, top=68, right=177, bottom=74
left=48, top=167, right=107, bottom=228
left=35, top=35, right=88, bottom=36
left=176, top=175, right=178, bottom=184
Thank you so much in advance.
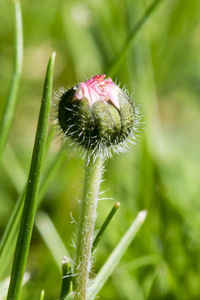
left=0, top=0, right=200, bottom=299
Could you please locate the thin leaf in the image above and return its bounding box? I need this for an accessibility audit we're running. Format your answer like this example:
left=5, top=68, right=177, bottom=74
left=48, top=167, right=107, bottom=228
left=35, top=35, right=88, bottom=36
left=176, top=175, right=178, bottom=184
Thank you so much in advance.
left=36, top=212, right=70, bottom=270
left=40, top=290, right=45, bottom=300
left=88, top=210, right=147, bottom=300
left=0, top=273, right=30, bottom=300
left=0, top=189, right=25, bottom=280
left=1, top=144, right=26, bottom=193
left=92, top=202, right=120, bottom=251
left=107, top=0, right=165, bottom=77
left=6, top=52, right=56, bottom=300
left=39, top=146, right=67, bottom=201
left=123, top=254, right=161, bottom=271
left=0, top=0, right=23, bottom=158
left=1, top=127, right=56, bottom=195
left=0, top=146, right=66, bottom=279
left=45, top=126, right=55, bottom=157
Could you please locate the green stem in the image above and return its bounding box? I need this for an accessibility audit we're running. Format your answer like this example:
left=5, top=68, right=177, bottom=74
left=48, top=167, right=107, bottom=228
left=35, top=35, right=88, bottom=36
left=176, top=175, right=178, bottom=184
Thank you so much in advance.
left=6, top=53, right=55, bottom=300
left=74, top=155, right=104, bottom=300
left=0, top=0, right=23, bottom=158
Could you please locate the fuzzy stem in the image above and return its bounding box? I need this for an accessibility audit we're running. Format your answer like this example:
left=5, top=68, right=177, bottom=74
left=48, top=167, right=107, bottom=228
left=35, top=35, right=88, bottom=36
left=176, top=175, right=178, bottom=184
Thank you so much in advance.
left=74, top=155, right=104, bottom=300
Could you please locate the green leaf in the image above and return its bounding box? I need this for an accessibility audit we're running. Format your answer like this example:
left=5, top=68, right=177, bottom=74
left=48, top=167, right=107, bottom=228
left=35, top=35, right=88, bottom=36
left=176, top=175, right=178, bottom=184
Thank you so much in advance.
left=0, top=0, right=23, bottom=158
left=107, top=0, right=165, bottom=77
left=0, top=272, right=30, bottom=300
left=36, top=212, right=71, bottom=269
left=6, top=52, right=56, bottom=300
left=92, top=202, right=120, bottom=251
left=1, top=145, right=26, bottom=193
left=88, top=210, right=147, bottom=300
left=40, top=290, right=45, bottom=300
left=0, top=189, right=25, bottom=280
left=44, top=126, right=56, bottom=157
left=0, top=146, right=67, bottom=279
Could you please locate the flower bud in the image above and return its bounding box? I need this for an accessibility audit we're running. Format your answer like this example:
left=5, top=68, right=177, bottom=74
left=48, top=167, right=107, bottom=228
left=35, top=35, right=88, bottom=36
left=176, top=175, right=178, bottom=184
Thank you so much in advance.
left=57, top=75, right=138, bottom=155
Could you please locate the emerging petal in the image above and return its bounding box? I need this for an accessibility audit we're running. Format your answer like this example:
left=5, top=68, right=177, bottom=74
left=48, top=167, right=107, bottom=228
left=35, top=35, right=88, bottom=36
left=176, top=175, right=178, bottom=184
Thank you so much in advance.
left=74, top=75, right=120, bottom=109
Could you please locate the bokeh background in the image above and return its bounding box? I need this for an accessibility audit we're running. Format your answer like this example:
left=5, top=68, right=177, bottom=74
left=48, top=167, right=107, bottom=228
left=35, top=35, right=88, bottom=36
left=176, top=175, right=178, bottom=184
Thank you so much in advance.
left=0, top=0, right=200, bottom=299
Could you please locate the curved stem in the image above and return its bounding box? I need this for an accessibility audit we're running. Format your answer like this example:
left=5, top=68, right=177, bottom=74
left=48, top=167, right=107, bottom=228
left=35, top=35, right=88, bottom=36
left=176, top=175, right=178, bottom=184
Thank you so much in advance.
left=74, top=155, right=104, bottom=300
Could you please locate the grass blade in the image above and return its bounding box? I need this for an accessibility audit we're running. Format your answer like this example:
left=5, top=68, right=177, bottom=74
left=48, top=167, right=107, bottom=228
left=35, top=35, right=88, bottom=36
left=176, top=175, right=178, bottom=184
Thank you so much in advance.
left=88, top=210, right=147, bottom=300
left=40, top=290, right=45, bottom=300
left=0, top=146, right=66, bottom=279
left=0, top=0, right=23, bottom=158
left=45, top=126, right=55, bottom=157
left=1, top=145, right=26, bottom=193
left=6, top=52, right=56, bottom=300
left=107, top=0, right=165, bottom=77
left=0, top=189, right=26, bottom=280
left=0, top=273, right=30, bottom=300
left=39, top=146, right=67, bottom=200
left=36, top=212, right=70, bottom=269
left=92, top=202, right=120, bottom=251
left=0, top=127, right=56, bottom=196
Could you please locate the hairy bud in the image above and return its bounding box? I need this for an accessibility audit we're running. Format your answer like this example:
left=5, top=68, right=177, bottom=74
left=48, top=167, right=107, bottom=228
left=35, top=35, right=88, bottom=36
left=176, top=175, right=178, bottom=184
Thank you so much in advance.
left=57, top=75, right=139, bottom=156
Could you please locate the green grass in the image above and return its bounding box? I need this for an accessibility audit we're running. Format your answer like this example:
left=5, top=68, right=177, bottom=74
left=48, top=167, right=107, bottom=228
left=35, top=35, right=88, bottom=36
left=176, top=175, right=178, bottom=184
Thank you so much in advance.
left=0, top=0, right=23, bottom=158
left=1, top=0, right=200, bottom=299
left=7, top=52, right=55, bottom=300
